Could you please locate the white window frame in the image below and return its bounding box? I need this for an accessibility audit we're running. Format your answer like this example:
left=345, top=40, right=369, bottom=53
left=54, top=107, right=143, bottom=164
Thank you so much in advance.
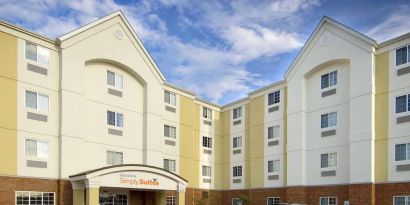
left=321, top=111, right=337, bottom=129
left=395, top=94, right=410, bottom=114
left=267, top=125, right=280, bottom=140
left=107, top=110, right=123, bottom=128
left=233, top=107, right=242, bottom=120
left=268, top=159, right=280, bottom=173
left=107, top=70, right=123, bottom=90
left=321, top=71, right=338, bottom=90
left=25, top=90, right=49, bottom=112
left=15, top=191, right=55, bottom=205
left=166, top=196, right=176, bottom=205
left=24, top=138, right=49, bottom=159
left=268, top=90, right=280, bottom=106
left=393, top=196, right=410, bottom=205
left=25, top=41, right=50, bottom=65
left=203, top=107, right=212, bottom=120
left=233, top=136, right=242, bottom=149
left=319, top=197, right=337, bottom=205
left=164, top=125, right=177, bottom=139
left=202, top=136, right=213, bottom=149
left=267, top=197, right=280, bottom=205
left=395, top=45, right=410, bottom=67
left=106, top=150, right=123, bottom=166
left=321, top=152, right=338, bottom=169
left=164, top=90, right=177, bottom=106
left=164, top=159, right=176, bottom=172
left=233, top=166, right=243, bottom=178
left=202, top=165, right=212, bottom=177
left=394, top=142, right=410, bottom=162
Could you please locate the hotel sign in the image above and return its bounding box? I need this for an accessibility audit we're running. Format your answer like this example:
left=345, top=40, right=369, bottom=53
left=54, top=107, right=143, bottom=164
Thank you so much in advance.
left=119, top=173, right=160, bottom=186
left=99, top=171, right=178, bottom=190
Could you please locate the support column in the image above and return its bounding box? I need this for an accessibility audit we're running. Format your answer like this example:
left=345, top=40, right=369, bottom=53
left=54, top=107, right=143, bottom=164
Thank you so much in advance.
left=155, top=191, right=166, bottom=205
left=72, top=182, right=85, bottom=205
left=176, top=184, right=186, bottom=205
left=85, top=180, right=100, bottom=205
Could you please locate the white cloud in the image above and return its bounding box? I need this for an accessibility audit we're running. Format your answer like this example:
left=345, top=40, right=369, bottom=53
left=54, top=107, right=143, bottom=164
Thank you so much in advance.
left=367, top=5, right=410, bottom=42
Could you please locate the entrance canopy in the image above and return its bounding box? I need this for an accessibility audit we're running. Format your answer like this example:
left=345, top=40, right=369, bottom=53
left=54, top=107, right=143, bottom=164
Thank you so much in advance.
left=69, top=164, right=187, bottom=192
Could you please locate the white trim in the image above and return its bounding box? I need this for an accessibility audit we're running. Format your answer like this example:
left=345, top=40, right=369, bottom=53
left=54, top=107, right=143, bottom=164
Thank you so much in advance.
left=15, top=191, right=56, bottom=205
left=319, top=196, right=338, bottom=205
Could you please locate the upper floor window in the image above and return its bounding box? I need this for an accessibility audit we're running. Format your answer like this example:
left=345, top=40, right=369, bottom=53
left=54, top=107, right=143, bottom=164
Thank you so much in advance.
left=232, top=198, right=243, bottom=205
left=321, top=71, right=337, bottom=89
left=268, top=125, right=280, bottom=139
left=25, top=42, right=50, bottom=65
left=164, top=125, right=176, bottom=138
left=107, top=150, right=123, bottom=165
left=233, top=166, right=242, bottom=177
left=25, top=90, right=49, bottom=112
left=107, top=70, right=123, bottom=90
left=321, top=152, right=337, bottom=168
left=107, top=111, right=123, bottom=128
left=396, top=94, right=410, bottom=113
left=396, top=45, right=410, bottom=66
left=321, top=112, right=337, bottom=128
left=16, top=191, right=55, bottom=205
left=203, top=107, right=212, bottom=120
left=166, top=196, right=176, bottom=205
left=164, top=159, right=176, bottom=172
left=394, top=196, right=410, bottom=205
left=202, top=165, right=212, bottom=177
left=267, top=197, right=280, bottom=205
left=164, top=90, right=176, bottom=106
left=268, top=90, right=280, bottom=105
left=202, top=136, right=212, bottom=148
left=25, top=139, right=49, bottom=158
left=320, top=197, right=337, bottom=205
left=233, top=107, right=242, bottom=119
left=268, top=160, right=280, bottom=173
left=233, top=136, right=242, bottom=149
left=395, top=143, right=410, bottom=161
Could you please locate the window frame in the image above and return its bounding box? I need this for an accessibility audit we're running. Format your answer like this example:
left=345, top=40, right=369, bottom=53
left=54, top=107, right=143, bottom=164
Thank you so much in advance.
left=202, top=165, right=212, bottom=177
left=202, top=136, right=213, bottom=149
left=233, top=136, right=242, bottom=149
left=25, top=41, right=50, bottom=65
left=203, top=107, right=213, bottom=120
left=164, top=125, right=177, bottom=139
left=395, top=94, right=410, bottom=114
left=107, top=70, right=124, bottom=90
left=321, top=71, right=338, bottom=90
left=268, top=90, right=280, bottom=106
left=164, top=90, right=177, bottom=106
left=166, top=196, right=176, bottom=205
left=106, top=150, right=123, bottom=166
left=233, top=107, right=243, bottom=120
left=268, top=159, right=280, bottom=173
left=24, top=138, right=49, bottom=159
left=267, top=197, right=280, bottom=205
left=107, top=110, right=124, bottom=128
left=319, top=197, right=337, bottom=205
left=395, top=45, right=410, bottom=67
left=321, top=152, right=338, bottom=169
left=233, top=166, right=243, bottom=177
left=267, top=125, right=280, bottom=140
left=25, top=90, right=50, bottom=112
left=321, top=111, right=338, bottom=129
left=394, top=142, right=410, bottom=162
left=163, top=159, right=176, bottom=172
left=393, top=196, right=410, bottom=205
left=15, top=191, right=56, bottom=205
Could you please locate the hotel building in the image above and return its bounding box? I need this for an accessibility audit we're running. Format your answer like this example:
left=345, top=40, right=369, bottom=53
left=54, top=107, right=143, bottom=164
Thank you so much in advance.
left=0, top=11, right=409, bottom=205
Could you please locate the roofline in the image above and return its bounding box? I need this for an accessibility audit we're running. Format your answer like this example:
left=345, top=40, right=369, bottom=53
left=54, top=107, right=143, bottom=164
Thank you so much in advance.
left=0, top=19, right=56, bottom=44
left=284, top=16, right=377, bottom=78
left=164, top=82, right=196, bottom=96
left=378, top=32, right=410, bottom=48
left=221, top=97, right=249, bottom=109
left=69, top=164, right=188, bottom=182
left=247, top=80, right=286, bottom=96
left=195, top=97, right=221, bottom=109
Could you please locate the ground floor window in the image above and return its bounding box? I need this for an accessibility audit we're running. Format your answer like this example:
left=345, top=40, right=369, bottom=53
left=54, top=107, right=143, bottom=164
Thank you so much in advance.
left=99, top=194, right=127, bottom=205
left=166, top=196, right=176, bottom=205
left=394, top=196, right=410, bottom=205
left=267, top=197, right=280, bottom=205
left=16, top=191, right=55, bottom=205
left=320, top=197, right=337, bottom=205
left=232, top=198, right=243, bottom=205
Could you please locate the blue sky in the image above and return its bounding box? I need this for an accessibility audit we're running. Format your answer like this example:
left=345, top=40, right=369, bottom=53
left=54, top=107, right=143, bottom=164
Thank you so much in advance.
left=0, top=0, right=409, bottom=105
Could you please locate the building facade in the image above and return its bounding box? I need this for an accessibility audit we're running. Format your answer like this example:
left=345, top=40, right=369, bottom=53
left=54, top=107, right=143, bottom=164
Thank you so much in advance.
left=0, top=11, right=410, bottom=205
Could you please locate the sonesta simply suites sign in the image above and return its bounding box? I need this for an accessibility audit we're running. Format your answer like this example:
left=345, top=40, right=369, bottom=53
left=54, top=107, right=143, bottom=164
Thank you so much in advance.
left=99, top=171, right=179, bottom=190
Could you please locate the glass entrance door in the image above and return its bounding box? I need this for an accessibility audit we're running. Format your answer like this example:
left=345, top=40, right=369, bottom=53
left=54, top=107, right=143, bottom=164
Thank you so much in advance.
left=99, top=193, right=127, bottom=205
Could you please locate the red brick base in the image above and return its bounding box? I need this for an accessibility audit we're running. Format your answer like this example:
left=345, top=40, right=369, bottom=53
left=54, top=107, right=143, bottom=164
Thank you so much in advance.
left=1, top=176, right=409, bottom=205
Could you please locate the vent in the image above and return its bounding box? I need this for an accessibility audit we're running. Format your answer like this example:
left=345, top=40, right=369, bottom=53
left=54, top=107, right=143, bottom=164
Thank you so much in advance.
left=27, top=112, right=47, bottom=122
left=397, top=66, right=410, bottom=76
left=321, top=88, right=336, bottom=97
left=27, top=160, right=47, bottom=168
left=321, top=170, right=336, bottom=176
left=203, top=149, right=212, bottom=154
left=397, top=164, right=410, bottom=172
left=165, top=140, right=176, bottom=146
left=321, top=129, right=336, bottom=137
left=108, top=88, right=122, bottom=97
left=233, top=179, right=241, bottom=183
left=203, top=178, right=212, bottom=183
left=233, top=149, right=241, bottom=154
left=268, top=175, right=279, bottom=180
left=397, top=115, right=410, bottom=124
left=165, top=106, right=176, bottom=113
left=268, top=106, right=279, bottom=113
left=108, top=128, right=123, bottom=136
left=27, top=63, right=47, bottom=75
left=203, top=120, right=212, bottom=126
left=233, top=120, right=241, bottom=125
left=268, top=140, right=279, bottom=146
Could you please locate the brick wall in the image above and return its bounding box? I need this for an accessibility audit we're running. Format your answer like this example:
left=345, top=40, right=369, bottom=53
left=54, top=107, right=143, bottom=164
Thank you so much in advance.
left=376, top=182, right=410, bottom=205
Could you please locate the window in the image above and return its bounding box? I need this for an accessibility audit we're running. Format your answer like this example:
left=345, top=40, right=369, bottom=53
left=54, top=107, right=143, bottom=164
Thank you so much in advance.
left=107, top=70, right=123, bottom=89
left=232, top=198, right=243, bottom=205
left=202, top=165, right=212, bottom=177
left=164, top=125, right=176, bottom=138
left=25, top=42, right=50, bottom=65
left=25, top=90, right=49, bottom=112
left=166, top=196, right=176, bottom=205
left=268, top=160, right=280, bottom=173
left=233, top=166, right=242, bottom=177
left=268, top=125, right=280, bottom=139
left=16, top=191, right=55, bottom=205
left=394, top=196, right=410, bottom=205
left=107, top=111, right=123, bottom=128
left=395, top=143, right=410, bottom=161
left=268, top=90, right=280, bottom=105
left=267, top=197, right=280, bottom=205
left=202, top=136, right=212, bottom=148
left=25, top=139, right=49, bottom=158
left=106, top=151, right=123, bottom=165
left=203, top=107, right=212, bottom=120
left=396, top=95, right=410, bottom=113
left=164, top=91, right=176, bottom=106
left=320, top=197, right=337, bottom=205
left=321, top=153, right=337, bottom=168
left=396, top=45, right=410, bottom=66
left=233, top=136, right=242, bottom=148
left=321, top=112, right=337, bottom=128
left=99, top=194, right=127, bottom=205
left=164, top=159, right=176, bottom=172
left=321, top=71, right=337, bottom=89
left=233, top=107, right=242, bottom=119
